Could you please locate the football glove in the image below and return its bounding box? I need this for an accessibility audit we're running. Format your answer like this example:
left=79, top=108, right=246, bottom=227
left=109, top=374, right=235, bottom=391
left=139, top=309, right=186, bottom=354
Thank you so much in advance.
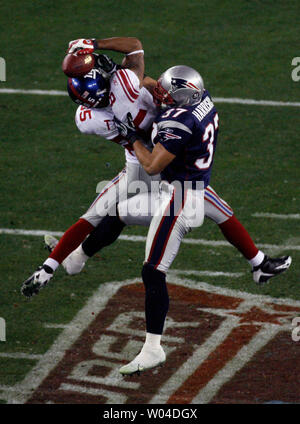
left=114, top=113, right=140, bottom=145
left=68, top=38, right=96, bottom=55
left=95, top=54, right=119, bottom=75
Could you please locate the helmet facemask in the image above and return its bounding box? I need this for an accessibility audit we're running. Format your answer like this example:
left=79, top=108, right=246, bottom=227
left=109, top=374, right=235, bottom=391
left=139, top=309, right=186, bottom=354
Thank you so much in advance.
left=153, top=80, right=176, bottom=108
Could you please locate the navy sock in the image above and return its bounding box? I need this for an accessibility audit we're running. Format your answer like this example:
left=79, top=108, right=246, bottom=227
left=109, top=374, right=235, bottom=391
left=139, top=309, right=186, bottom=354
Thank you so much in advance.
left=142, top=263, right=169, bottom=335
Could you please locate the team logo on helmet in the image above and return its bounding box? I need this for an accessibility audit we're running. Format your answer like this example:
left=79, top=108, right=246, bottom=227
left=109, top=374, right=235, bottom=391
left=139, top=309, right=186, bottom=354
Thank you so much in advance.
left=171, top=77, right=199, bottom=92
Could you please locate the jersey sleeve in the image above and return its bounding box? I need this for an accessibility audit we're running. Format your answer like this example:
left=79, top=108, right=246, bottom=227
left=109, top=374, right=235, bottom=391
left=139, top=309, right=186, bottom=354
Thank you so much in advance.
left=153, top=117, right=193, bottom=156
left=109, top=68, right=141, bottom=121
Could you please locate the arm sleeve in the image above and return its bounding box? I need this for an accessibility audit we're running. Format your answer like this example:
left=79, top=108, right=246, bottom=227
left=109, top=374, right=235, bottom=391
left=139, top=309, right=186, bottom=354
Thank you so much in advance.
left=153, top=119, right=193, bottom=156
left=75, top=106, right=119, bottom=139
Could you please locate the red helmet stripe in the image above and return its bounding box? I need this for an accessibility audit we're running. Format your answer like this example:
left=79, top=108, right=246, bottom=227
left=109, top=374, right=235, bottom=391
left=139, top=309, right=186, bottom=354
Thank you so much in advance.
left=186, top=82, right=199, bottom=90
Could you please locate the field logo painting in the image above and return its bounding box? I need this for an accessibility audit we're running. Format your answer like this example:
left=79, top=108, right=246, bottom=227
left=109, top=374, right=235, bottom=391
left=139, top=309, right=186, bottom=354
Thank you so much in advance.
left=0, top=58, right=6, bottom=82
left=0, top=317, right=6, bottom=342
left=9, top=277, right=298, bottom=404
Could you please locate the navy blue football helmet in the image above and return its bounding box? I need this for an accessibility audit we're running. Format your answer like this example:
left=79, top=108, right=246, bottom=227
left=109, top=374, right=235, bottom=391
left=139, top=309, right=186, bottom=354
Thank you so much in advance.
left=67, top=68, right=110, bottom=108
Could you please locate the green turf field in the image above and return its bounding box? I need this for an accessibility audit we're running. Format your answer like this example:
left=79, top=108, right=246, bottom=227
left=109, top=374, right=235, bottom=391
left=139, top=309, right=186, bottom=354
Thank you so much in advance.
left=0, top=0, right=299, bottom=404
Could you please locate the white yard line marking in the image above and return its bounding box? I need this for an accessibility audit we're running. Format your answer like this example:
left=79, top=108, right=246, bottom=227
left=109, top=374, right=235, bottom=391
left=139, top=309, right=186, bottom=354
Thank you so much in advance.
left=1, top=88, right=300, bottom=107
left=1, top=228, right=299, bottom=251
left=0, top=88, right=67, bottom=96
left=253, top=212, right=300, bottom=220
left=0, top=353, right=43, bottom=360
left=213, top=97, right=300, bottom=107
left=169, top=269, right=244, bottom=278
left=0, top=228, right=64, bottom=237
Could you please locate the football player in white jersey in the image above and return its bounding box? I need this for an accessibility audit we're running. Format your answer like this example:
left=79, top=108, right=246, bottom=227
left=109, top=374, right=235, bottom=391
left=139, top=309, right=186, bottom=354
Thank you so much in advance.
left=21, top=37, right=291, bottom=298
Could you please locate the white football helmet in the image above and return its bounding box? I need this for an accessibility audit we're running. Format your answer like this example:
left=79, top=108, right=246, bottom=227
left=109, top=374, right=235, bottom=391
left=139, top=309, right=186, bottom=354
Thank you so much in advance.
left=153, top=65, right=204, bottom=108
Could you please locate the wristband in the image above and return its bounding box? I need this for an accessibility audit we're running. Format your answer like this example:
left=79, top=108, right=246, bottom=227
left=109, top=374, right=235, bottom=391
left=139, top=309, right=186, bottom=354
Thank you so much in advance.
left=126, top=49, right=144, bottom=56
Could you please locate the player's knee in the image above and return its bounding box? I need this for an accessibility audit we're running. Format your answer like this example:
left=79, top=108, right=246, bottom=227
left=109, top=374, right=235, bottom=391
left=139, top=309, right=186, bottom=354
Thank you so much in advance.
left=218, top=212, right=235, bottom=226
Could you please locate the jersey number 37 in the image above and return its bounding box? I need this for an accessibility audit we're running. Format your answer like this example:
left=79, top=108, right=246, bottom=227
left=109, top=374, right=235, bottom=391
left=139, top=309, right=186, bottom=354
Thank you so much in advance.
left=195, top=113, right=219, bottom=170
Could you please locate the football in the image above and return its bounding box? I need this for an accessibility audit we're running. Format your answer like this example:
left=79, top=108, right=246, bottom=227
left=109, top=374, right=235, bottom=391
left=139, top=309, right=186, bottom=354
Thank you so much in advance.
left=62, top=53, right=95, bottom=77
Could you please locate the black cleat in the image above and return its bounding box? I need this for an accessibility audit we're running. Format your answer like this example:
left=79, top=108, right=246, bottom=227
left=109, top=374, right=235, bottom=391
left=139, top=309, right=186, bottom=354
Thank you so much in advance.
left=252, top=255, right=292, bottom=284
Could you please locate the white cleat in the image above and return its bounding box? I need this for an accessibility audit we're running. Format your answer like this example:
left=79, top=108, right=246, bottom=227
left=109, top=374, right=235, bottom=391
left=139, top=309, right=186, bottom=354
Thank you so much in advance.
left=44, top=234, right=59, bottom=252
left=119, top=345, right=166, bottom=375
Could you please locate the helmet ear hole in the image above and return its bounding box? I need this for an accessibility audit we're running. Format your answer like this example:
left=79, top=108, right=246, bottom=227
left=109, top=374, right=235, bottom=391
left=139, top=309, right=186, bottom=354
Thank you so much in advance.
left=192, top=92, right=201, bottom=102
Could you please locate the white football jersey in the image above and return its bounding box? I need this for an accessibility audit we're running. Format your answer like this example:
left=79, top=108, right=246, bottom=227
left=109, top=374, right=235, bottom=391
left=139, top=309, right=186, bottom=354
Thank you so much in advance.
left=109, top=68, right=157, bottom=163
left=75, top=105, right=116, bottom=138
left=75, top=105, right=136, bottom=157
left=75, top=68, right=157, bottom=164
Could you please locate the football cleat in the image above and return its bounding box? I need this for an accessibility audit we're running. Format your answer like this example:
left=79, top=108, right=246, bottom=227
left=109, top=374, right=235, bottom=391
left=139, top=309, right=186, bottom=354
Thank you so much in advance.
left=119, top=345, right=166, bottom=375
left=252, top=255, right=292, bottom=284
left=21, top=265, right=53, bottom=298
left=44, top=234, right=59, bottom=252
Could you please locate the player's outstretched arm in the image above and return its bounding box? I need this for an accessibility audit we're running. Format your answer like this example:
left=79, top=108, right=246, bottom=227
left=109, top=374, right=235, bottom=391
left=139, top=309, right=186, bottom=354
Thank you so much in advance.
left=143, top=76, right=157, bottom=94
left=95, top=37, right=144, bottom=85
left=68, top=37, right=144, bottom=85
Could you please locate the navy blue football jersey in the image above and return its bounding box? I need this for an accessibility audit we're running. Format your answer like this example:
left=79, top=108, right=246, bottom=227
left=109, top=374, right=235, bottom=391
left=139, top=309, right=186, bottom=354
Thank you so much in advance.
left=152, top=90, right=219, bottom=188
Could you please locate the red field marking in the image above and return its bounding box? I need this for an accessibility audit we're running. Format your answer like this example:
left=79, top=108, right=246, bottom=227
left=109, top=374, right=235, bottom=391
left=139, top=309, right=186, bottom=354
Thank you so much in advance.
left=168, top=324, right=260, bottom=404
left=24, top=280, right=300, bottom=404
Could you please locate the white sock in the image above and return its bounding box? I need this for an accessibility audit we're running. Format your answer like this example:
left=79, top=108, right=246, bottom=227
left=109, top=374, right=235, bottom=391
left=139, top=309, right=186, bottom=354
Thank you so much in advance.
left=43, top=257, right=59, bottom=272
left=248, top=250, right=265, bottom=268
left=144, top=332, right=161, bottom=349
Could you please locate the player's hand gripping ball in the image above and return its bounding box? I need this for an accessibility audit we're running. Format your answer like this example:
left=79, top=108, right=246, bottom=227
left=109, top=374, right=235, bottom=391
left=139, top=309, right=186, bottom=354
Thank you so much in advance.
left=68, top=39, right=95, bottom=55
left=62, top=53, right=95, bottom=77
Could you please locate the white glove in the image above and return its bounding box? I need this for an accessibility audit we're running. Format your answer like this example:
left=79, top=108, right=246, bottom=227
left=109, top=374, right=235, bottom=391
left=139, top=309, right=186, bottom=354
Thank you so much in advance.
left=68, top=38, right=95, bottom=55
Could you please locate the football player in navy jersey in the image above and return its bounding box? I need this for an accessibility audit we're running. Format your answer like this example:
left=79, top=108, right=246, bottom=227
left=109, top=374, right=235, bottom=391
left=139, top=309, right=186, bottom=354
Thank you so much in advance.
left=114, top=65, right=223, bottom=374
left=113, top=64, right=293, bottom=374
